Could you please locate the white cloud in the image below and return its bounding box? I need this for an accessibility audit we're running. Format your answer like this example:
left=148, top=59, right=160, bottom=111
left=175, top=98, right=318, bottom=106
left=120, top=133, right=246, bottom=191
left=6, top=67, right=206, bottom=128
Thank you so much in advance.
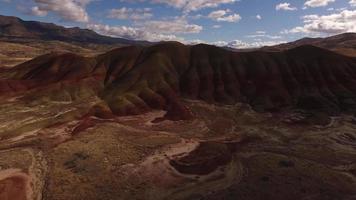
left=155, top=0, right=237, bottom=12
left=209, top=39, right=286, bottom=49
left=211, top=41, right=228, bottom=46
left=138, top=18, right=203, bottom=34
left=350, top=0, right=356, bottom=6
left=245, top=31, right=282, bottom=40
left=276, top=3, right=297, bottom=11
left=108, top=7, right=153, bottom=20
left=246, top=34, right=282, bottom=40
left=187, top=39, right=287, bottom=49
left=285, top=9, right=356, bottom=34
left=31, top=6, right=48, bottom=16
left=87, top=23, right=184, bottom=42
left=256, top=14, right=262, bottom=20
left=226, top=40, right=286, bottom=49
left=188, top=39, right=206, bottom=44
left=125, top=0, right=237, bottom=12
left=304, top=0, right=335, bottom=8
left=212, top=24, right=221, bottom=28
left=30, top=0, right=92, bottom=22
left=87, top=17, right=202, bottom=42
left=336, top=7, right=347, bottom=11
left=208, top=9, right=241, bottom=22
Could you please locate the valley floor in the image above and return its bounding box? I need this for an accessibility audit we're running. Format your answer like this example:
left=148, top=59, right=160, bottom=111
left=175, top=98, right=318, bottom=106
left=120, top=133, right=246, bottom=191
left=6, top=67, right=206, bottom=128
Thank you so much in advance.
left=0, top=95, right=356, bottom=200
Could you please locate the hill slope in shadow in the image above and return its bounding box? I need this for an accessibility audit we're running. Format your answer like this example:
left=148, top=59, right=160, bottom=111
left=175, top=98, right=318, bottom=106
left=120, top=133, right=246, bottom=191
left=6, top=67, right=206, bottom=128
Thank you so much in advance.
left=1, top=42, right=356, bottom=120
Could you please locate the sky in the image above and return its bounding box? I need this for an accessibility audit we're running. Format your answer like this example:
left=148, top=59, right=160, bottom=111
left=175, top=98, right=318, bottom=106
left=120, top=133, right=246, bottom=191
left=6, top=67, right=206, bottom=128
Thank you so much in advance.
left=0, top=0, right=355, bottom=48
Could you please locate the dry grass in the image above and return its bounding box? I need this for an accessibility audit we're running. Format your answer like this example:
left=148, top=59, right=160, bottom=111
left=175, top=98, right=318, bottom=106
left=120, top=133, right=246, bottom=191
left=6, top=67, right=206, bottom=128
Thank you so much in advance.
left=333, top=47, right=356, bottom=57
left=0, top=40, right=122, bottom=67
left=1, top=94, right=356, bottom=199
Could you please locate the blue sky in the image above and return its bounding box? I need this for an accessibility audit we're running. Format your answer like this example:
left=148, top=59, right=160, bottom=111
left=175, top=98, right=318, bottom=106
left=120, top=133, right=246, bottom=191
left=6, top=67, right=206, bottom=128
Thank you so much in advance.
left=0, top=0, right=355, bottom=48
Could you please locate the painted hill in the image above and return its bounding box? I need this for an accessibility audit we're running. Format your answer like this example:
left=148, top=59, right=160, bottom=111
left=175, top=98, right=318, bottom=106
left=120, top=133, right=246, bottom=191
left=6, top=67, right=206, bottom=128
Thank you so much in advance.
left=1, top=42, right=356, bottom=120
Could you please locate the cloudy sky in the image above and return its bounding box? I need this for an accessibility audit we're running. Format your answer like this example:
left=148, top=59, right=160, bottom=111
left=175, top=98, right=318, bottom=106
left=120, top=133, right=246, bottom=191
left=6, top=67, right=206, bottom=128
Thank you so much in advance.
left=1, top=0, right=355, bottom=48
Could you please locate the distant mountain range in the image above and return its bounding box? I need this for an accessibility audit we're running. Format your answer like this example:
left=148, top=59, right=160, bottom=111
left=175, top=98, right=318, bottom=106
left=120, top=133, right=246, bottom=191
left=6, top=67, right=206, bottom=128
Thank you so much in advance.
left=262, top=33, right=356, bottom=57
left=0, top=15, right=146, bottom=45
left=0, top=15, right=151, bottom=67
left=0, top=14, right=355, bottom=68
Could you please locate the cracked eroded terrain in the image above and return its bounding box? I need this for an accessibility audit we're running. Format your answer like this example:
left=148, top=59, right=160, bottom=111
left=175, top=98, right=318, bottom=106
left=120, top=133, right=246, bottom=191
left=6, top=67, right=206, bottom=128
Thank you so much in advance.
left=0, top=95, right=356, bottom=200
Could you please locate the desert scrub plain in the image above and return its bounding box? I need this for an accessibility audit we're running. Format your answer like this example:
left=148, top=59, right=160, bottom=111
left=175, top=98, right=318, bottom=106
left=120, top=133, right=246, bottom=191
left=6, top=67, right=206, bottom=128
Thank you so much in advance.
left=0, top=40, right=119, bottom=68
left=1, top=42, right=356, bottom=200
left=0, top=93, right=356, bottom=200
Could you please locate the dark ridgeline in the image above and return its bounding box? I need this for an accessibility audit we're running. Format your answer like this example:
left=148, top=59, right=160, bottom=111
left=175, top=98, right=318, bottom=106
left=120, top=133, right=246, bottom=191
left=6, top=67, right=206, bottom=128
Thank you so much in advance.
left=1, top=42, right=356, bottom=120
left=262, top=32, right=356, bottom=57
left=264, top=33, right=356, bottom=51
